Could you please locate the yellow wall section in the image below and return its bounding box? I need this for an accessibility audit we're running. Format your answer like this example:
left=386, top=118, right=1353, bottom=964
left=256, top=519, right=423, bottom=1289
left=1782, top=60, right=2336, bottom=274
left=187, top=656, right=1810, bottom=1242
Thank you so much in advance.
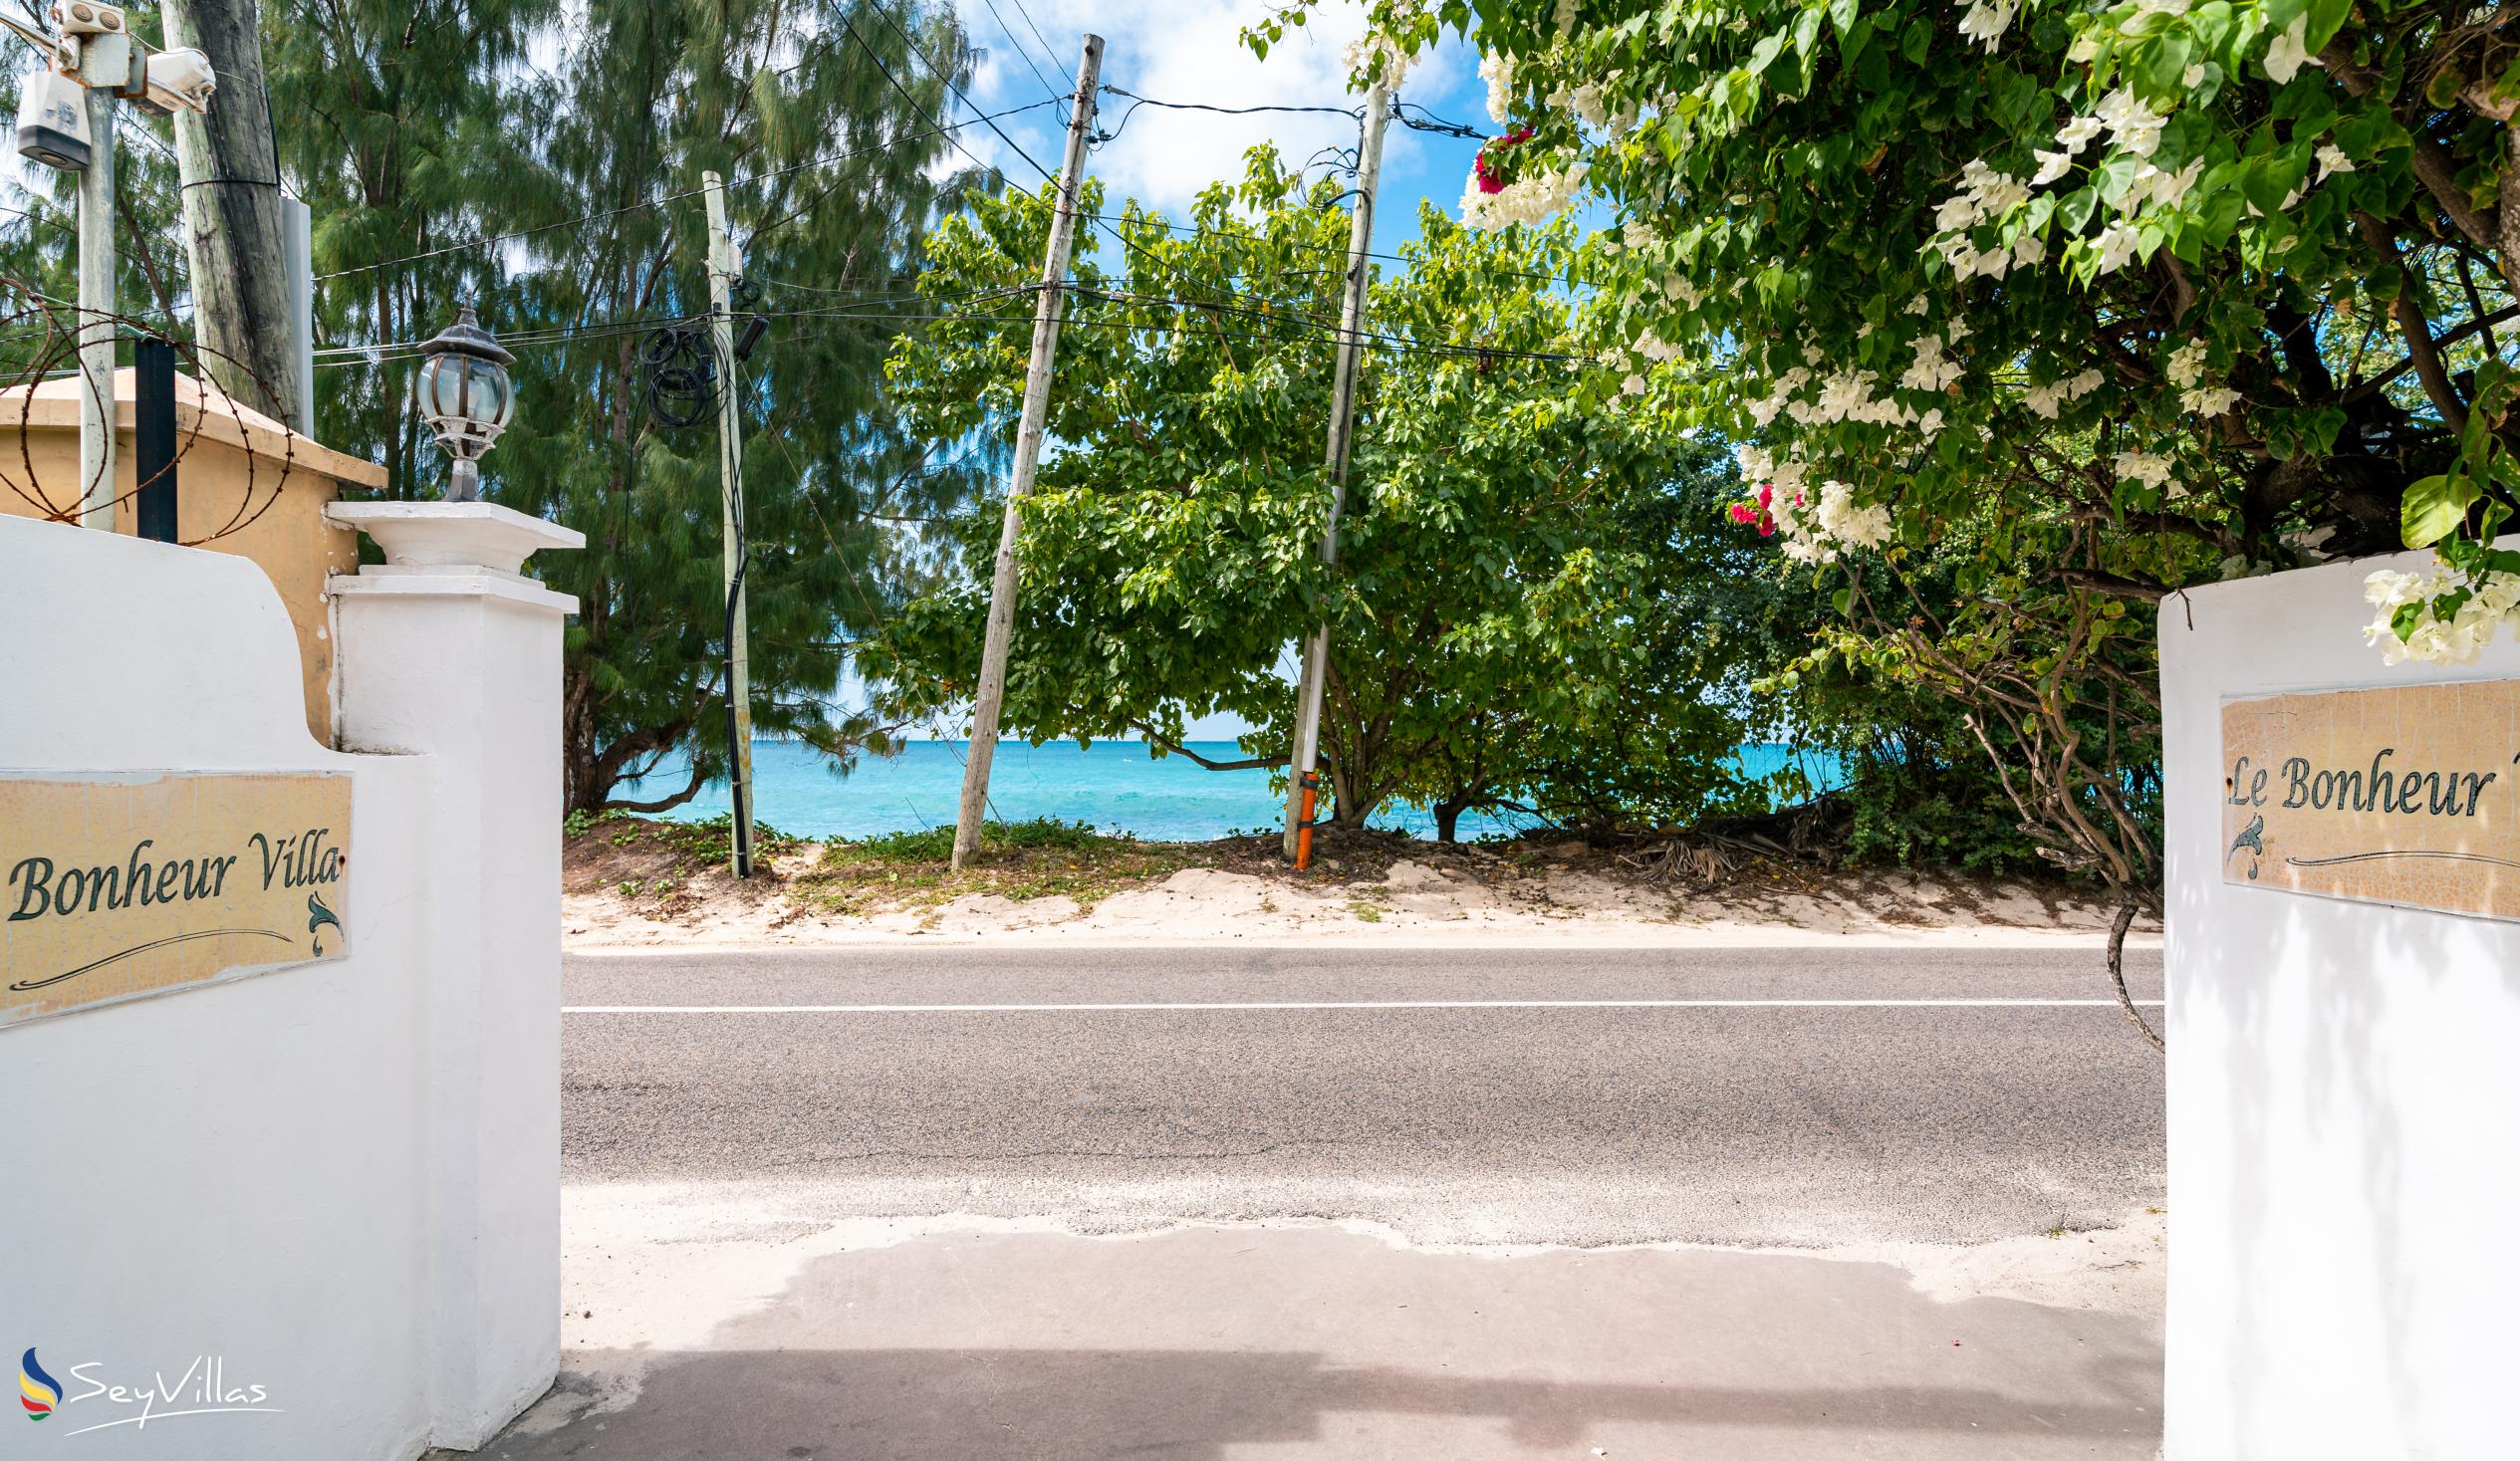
left=0, top=370, right=387, bottom=744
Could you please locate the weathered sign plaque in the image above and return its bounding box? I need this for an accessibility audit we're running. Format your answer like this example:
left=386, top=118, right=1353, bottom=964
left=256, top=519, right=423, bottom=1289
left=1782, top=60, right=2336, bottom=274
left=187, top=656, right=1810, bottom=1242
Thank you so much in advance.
left=2, top=773, right=350, bottom=1026
left=2222, top=681, right=2520, bottom=921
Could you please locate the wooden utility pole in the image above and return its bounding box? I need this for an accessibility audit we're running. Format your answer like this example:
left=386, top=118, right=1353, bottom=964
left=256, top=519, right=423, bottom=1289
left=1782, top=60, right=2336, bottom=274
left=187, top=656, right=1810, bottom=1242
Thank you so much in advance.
left=703, top=171, right=756, bottom=878
left=951, top=34, right=1104, bottom=871
left=1282, top=81, right=1389, bottom=865
left=163, top=0, right=304, bottom=430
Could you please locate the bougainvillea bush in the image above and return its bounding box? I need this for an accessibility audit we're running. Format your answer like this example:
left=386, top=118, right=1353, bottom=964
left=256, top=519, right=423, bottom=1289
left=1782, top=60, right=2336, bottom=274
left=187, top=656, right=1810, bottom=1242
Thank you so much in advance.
left=1255, top=0, right=2520, bottom=899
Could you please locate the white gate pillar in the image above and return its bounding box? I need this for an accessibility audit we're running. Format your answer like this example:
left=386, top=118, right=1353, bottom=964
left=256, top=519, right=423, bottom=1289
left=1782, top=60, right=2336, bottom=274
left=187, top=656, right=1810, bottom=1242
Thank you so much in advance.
left=329, top=501, right=584, bottom=1448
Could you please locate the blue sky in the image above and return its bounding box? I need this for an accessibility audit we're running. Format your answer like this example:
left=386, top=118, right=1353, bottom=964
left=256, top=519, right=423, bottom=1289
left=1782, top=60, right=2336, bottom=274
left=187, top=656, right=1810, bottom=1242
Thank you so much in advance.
left=944, top=0, right=1492, bottom=263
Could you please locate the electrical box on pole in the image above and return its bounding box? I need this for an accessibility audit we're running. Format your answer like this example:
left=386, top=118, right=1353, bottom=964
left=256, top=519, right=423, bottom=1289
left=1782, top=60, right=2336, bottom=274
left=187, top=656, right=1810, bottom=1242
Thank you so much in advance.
left=702, top=171, right=758, bottom=879
left=951, top=34, right=1105, bottom=872
left=3, top=3, right=218, bottom=531
left=1282, top=81, right=1390, bottom=865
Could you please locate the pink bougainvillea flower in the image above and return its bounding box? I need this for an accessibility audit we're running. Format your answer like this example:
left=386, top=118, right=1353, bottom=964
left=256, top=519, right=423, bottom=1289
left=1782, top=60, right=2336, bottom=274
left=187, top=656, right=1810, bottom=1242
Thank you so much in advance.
left=1474, top=127, right=1535, bottom=195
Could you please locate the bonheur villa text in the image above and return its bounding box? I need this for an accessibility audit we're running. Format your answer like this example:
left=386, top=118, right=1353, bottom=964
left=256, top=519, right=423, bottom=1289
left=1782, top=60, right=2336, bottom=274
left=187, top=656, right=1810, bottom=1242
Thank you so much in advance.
left=6, top=828, right=342, bottom=920
left=2227, top=750, right=2514, bottom=817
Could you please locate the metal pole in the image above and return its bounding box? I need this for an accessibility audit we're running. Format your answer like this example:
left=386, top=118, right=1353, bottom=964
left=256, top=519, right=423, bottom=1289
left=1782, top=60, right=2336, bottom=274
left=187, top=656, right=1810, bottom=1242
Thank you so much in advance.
left=134, top=338, right=176, bottom=540
left=703, top=171, right=756, bottom=878
left=1282, top=80, right=1389, bottom=864
left=952, top=34, right=1104, bottom=871
left=282, top=195, right=316, bottom=436
left=76, top=35, right=126, bottom=530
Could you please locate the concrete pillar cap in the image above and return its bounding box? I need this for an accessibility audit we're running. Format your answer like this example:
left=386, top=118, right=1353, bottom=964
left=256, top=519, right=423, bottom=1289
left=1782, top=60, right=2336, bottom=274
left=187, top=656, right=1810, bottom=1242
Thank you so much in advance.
left=327, top=501, right=583, bottom=575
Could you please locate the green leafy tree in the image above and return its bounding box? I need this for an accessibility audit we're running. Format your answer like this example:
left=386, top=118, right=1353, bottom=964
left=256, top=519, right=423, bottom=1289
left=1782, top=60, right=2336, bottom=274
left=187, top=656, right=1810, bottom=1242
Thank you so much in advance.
left=868, top=150, right=1750, bottom=837
left=1250, top=0, right=2520, bottom=925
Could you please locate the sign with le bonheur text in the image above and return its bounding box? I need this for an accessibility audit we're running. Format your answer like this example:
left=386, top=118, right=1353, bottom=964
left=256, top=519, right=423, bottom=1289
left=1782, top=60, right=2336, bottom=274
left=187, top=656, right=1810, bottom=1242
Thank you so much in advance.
left=2, top=772, right=350, bottom=1027
left=2223, top=682, right=2520, bottom=922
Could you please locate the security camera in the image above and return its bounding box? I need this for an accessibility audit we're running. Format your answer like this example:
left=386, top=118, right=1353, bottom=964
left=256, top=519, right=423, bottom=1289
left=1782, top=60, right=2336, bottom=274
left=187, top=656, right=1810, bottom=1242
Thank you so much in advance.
left=16, top=67, right=90, bottom=170
left=131, top=46, right=213, bottom=116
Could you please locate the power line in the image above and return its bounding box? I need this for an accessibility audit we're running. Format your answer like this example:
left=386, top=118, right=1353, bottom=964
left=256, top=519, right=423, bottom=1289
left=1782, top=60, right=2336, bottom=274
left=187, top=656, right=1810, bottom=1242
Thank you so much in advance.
left=1391, top=102, right=1486, bottom=139
left=971, top=0, right=1066, bottom=104
left=314, top=284, right=1038, bottom=364
left=1076, top=210, right=1587, bottom=291
left=1091, top=85, right=1362, bottom=149
left=313, top=98, right=1067, bottom=284
left=0, top=200, right=73, bottom=238
left=1068, top=284, right=1581, bottom=363
left=1002, top=0, right=1066, bottom=88
left=862, top=0, right=1062, bottom=184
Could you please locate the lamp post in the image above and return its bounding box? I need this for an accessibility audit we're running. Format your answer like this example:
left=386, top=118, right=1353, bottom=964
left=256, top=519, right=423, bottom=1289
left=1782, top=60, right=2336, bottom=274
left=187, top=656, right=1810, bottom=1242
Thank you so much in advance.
left=415, top=303, right=515, bottom=502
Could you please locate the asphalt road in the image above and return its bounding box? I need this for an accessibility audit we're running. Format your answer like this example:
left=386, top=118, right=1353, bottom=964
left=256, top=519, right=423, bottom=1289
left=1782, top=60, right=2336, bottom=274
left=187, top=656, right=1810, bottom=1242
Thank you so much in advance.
left=562, top=945, right=2165, bottom=1248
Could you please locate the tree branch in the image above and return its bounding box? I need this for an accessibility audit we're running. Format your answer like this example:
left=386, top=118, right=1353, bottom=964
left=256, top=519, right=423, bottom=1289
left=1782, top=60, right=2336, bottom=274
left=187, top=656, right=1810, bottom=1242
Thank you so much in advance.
left=2357, top=210, right=2472, bottom=435
left=1132, top=722, right=1288, bottom=772
left=600, top=758, right=707, bottom=815
left=2055, top=567, right=2169, bottom=601
left=2326, top=40, right=2502, bottom=261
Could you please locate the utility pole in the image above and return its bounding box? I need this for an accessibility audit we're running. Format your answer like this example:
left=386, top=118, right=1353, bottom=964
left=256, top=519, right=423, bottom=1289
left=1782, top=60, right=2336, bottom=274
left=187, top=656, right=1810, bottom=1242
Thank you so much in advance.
left=702, top=171, right=756, bottom=878
left=74, top=27, right=126, bottom=529
left=951, top=34, right=1104, bottom=871
left=163, top=0, right=303, bottom=431
left=1282, top=80, right=1389, bottom=866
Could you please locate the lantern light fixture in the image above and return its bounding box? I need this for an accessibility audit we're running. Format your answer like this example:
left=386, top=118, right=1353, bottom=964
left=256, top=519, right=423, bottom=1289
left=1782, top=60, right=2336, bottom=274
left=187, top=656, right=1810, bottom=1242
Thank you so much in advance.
left=414, top=302, right=515, bottom=503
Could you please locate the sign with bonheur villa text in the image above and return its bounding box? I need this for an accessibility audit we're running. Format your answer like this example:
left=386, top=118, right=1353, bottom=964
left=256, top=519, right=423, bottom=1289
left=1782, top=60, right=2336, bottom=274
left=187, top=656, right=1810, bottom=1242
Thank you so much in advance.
left=2, top=773, right=349, bottom=1027
left=2223, top=682, right=2520, bottom=921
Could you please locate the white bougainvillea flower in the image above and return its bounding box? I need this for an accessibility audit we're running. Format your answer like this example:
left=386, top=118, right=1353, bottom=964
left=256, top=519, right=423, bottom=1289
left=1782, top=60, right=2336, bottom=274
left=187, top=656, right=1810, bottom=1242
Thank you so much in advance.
left=2362, top=569, right=2520, bottom=665
left=1480, top=53, right=1516, bottom=123
left=2094, top=89, right=2167, bottom=157
left=2166, top=338, right=2210, bottom=387
left=2032, top=149, right=2075, bottom=184
left=2056, top=116, right=2106, bottom=153
left=2182, top=63, right=2207, bottom=88
left=2093, top=221, right=2142, bottom=273
left=2115, top=449, right=2183, bottom=498
left=2315, top=142, right=2356, bottom=181
left=1956, top=0, right=2016, bottom=51
left=2264, top=16, right=2317, bottom=85
left=2183, top=384, right=2241, bottom=416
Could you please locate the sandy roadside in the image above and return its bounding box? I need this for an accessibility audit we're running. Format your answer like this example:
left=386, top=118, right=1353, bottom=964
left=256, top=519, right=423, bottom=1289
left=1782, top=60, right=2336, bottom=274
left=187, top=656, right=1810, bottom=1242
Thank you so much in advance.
left=566, top=850, right=2162, bottom=951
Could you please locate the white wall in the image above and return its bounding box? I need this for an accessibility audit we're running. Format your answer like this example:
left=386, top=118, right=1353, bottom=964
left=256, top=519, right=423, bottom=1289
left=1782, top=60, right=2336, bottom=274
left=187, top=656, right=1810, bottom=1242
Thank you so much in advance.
left=2162, top=550, right=2520, bottom=1460
left=0, top=511, right=571, bottom=1459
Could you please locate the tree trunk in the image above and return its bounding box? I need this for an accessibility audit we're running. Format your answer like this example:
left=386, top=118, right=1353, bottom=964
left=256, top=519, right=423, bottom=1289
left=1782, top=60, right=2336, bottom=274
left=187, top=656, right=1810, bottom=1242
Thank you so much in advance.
left=1432, top=792, right=1472, bottom=844
left=163, top=0, right=303, bottom=429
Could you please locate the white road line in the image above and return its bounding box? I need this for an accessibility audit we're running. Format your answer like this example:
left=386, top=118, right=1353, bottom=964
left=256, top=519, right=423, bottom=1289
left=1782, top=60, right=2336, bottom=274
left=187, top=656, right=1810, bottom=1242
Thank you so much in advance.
left=563, top=998, right=2165, bottom=1013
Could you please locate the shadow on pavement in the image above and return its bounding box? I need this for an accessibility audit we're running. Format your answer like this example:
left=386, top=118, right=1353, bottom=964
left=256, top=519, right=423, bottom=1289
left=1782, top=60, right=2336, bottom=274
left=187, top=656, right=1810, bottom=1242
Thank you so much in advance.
left=475, top=1221, right=2163, bottom=1460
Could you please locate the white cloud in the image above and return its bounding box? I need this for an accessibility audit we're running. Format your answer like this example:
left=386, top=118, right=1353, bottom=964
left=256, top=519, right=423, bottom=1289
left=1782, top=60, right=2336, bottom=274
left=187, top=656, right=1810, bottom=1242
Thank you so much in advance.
left=951, top=0, right=1467, bottom=219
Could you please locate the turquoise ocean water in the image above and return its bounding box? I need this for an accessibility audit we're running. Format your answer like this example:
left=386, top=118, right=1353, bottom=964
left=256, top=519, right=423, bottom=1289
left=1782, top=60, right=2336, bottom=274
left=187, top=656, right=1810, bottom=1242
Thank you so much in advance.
left=618, top=740, right=1844, bottom=844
